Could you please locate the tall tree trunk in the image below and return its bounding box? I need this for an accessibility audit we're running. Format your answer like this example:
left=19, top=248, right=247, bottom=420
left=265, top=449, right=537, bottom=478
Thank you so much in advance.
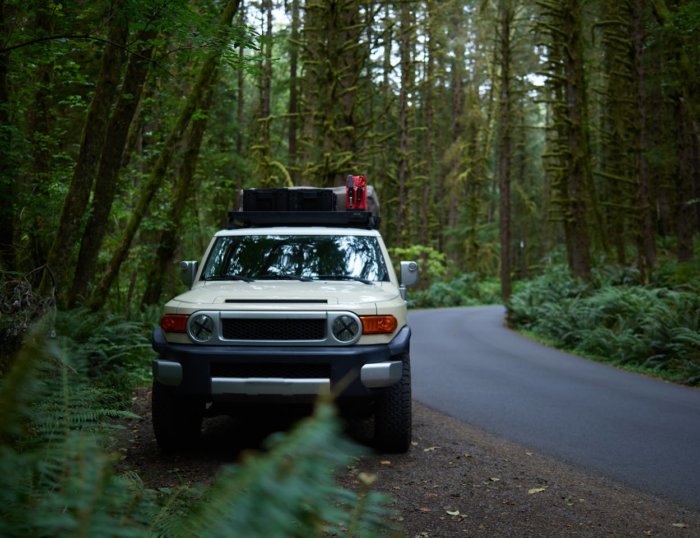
left=336, top=1, right=362, bottom=175
left=39, top=0, right=128, bottom=301
left=254, top=0, right=274, bottom=186
left=420, top=0, right=436, bottom=247
left=235, top=1, right=245, bottom=209
left=0, top=0, right=15, bottom=271
left=497, top=1, right=513, bottom=300
left=600, top=0, right=630, bottom=266
left=676, top=100, right=695, bottom=262
left=140, top=86, right=216, bottom=306
left=68, top=28, right=157, bottom=306
left=632, top=0, right=656, bottom=277
left=651, top=0, right=697, bottom=261
left=650, top=0, right=699, bottom=133
left=22, top=3, right=56, bottom=275
left=538, top=0, right=592, bottom=278
left=439, top=4, right=466, bottom=257
left=396, top=0, right=412, bottom=245
left=287, top=0, right=300, bottom=185
left=88, top=0, right=241, bottom=311
left=301, top=0, right=365, bottom=187
left=563, top=0, right=591, bottom=278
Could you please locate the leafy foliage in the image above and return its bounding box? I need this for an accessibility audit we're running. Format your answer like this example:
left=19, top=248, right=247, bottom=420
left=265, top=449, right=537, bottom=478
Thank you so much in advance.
left=54, top=307, right=152, bottom=395
left=0, top=320, right=159, bottom=536
left=0, top=313, right=396, bottom=537
left=390, top=244, right=448, bottom=284
left=410, top=273, right=500, bottom=309
left=389, top=244, right=500, bottom=308
left=507, top=265, right=700, bottom=384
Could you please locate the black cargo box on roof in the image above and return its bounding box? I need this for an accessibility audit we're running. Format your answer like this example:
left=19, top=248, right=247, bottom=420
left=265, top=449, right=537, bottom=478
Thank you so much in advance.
left=242, top=188, right=336, bottom=212
left=242, top=189, right=289, bottom=212
left=289, top=189, right=336, bottom=211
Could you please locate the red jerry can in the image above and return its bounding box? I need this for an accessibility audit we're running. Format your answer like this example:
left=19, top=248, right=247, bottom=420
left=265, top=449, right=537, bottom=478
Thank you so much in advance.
left=346, top=175, right=367, bottom=210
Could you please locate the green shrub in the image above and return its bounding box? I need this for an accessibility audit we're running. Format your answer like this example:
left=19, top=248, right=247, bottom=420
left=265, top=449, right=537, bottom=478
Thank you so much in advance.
left=651, top=258, right=700, bottom=292
left=389, top=244, right=447, bottom=284
left=507, top=265, right=700, bottom=385
left=410, top=273, right=500, bottom=308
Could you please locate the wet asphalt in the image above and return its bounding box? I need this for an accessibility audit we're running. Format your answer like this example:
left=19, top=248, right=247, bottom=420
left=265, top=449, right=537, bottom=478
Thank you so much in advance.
left=409, top=305, right=700, bottom=509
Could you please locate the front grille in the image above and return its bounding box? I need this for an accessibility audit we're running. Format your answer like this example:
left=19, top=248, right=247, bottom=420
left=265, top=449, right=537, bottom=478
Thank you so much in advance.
left=211, top=363, right=331, bottom=379
left=221, top=318, right=326, bottom=340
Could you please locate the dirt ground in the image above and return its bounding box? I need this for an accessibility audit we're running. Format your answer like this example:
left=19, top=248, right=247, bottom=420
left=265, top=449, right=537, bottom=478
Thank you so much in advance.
left=119, top=388, right=700, bottom=537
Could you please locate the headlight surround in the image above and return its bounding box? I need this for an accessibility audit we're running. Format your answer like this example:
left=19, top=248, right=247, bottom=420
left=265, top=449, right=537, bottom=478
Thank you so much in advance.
left=188, top=313, right=216, bottom=343
left=332, top=314, right=361, bottom=343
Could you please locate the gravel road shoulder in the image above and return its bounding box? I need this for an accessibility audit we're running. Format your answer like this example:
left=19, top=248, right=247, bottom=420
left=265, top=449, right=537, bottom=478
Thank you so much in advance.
left=119, top=389, right=700, bottom=537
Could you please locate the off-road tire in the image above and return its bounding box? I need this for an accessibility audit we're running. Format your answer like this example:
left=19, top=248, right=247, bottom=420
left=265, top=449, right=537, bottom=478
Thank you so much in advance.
left=374, top=352, right=412, bottom=453
left=151, top=381, right=204, bottom=452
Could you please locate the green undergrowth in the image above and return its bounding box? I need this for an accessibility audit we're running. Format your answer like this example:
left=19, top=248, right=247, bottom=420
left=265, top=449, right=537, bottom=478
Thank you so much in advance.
left=409, top=273, right=500, bottom=308
left=390, top=245, right=500, bottom=308
left=0, top=312, right=396, bottom=537
left=507, top=264, right=700, bottom=385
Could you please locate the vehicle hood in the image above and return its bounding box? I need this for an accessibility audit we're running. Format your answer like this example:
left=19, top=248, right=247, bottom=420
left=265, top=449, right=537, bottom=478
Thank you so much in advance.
left=167, top=280, right=400, bottom=311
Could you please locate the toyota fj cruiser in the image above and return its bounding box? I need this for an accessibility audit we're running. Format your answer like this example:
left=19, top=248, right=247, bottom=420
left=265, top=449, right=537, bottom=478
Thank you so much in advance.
left=151, top=179, right=418, bottom=452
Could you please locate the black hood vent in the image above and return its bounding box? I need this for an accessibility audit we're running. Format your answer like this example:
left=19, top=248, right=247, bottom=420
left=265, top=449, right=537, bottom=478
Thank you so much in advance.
left=224, top=299, right=328, bottom=304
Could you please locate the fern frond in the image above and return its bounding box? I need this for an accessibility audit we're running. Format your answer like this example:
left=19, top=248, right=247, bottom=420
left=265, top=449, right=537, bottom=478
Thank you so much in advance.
left=508, top=266, right=700, bottom=384
left=172, top=402, right=396, bottom=538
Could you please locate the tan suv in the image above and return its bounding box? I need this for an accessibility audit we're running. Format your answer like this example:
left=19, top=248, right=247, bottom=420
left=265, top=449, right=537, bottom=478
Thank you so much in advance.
left=151, top=187, right=418, bottom=452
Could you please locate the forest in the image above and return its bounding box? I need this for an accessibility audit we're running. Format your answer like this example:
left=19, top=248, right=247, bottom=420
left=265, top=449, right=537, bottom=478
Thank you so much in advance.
left=0, top=0, right=699, bottom=535
left=1, top=0, right=699, bottom=308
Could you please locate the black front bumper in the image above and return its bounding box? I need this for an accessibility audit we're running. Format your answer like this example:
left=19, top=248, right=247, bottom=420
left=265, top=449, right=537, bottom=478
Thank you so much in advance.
left=151, top=325, right=411, bottom=402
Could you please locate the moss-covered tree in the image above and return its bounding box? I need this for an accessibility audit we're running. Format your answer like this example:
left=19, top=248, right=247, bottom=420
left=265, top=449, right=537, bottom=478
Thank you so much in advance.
left=40, top=0, right=129, bottom=302
left=537, top=0, right=592, bottom=279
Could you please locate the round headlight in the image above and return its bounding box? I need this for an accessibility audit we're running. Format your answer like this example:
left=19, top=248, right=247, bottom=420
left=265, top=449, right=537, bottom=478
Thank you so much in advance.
left=189, top=313, right=215, bottom=343
left=332, top=315, right=360, bottom=342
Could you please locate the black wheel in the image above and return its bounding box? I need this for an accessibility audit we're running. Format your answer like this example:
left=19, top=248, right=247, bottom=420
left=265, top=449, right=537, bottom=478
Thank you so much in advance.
left=151, top=381, right=204, bottom=451
left=374, top=353, right=412, bottom=453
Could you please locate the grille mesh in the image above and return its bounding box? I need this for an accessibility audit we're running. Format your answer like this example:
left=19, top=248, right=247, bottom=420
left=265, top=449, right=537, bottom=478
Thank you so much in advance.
left=221, top=318, right=326, bottom=340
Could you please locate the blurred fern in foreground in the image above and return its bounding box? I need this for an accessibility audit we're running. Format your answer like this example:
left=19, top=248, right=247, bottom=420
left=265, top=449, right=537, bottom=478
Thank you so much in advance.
left=0, top=315, right=396, bottom=537
left=507, top=265, right=700, bottom=385
left=172, top=404, right=395, bottom=538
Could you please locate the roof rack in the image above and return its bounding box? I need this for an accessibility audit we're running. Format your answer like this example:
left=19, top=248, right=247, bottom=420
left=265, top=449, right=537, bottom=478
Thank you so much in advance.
left=227, top=210, right=380, bottom=230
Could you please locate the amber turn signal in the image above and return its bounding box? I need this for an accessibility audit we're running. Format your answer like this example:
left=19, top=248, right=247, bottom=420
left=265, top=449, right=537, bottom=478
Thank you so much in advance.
left=160, top=314, right=189, bottom=333
left=360, top=315, right=398, bottom=334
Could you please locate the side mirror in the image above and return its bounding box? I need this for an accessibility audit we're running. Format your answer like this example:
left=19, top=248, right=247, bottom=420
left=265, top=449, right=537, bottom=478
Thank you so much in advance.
left=399, top=261, right=419, bottom=299
left=179, top=261, right=199, bottom=289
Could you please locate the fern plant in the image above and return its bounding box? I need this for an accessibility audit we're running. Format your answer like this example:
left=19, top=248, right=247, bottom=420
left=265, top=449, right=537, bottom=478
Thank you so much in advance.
left=168, top=403, right=396, bottom=538
left=0, top=315, right=397, bottom=537
left=53, top=307, right=152, bottom=396
left=0, top=320, right=159, bottom=537
left=507, top=265, right=700, bottom=384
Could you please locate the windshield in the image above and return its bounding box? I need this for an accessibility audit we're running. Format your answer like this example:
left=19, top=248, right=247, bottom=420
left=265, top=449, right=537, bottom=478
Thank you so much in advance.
left=201, top=234, right=390, bottom=282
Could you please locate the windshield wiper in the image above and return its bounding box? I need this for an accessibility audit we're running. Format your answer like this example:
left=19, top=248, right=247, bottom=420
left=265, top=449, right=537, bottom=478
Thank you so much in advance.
left=204, top=275, right=255, bottom=282
left=315, top=275, right=374, bottom=285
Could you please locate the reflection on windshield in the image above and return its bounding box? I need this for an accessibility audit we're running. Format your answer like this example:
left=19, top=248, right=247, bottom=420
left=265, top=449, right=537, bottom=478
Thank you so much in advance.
left=202, top=235, right=389, bottom=282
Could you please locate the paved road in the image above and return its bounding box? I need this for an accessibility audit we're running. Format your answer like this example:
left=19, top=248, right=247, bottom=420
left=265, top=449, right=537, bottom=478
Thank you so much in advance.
left=409, top=306, right=700, bottom=509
